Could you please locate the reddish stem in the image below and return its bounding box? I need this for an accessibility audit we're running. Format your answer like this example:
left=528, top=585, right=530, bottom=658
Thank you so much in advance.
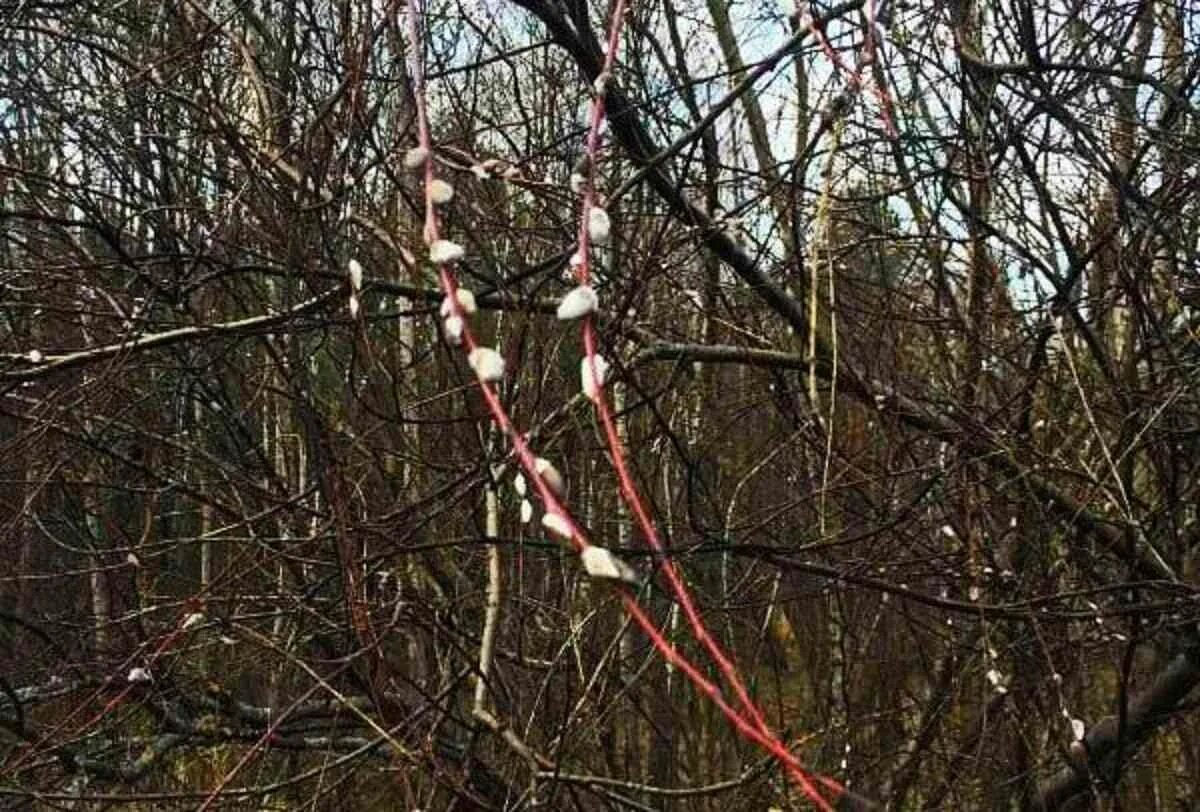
left=572, top=1, right=839, bottom=808
left=404, top=0, right=846, bottom=807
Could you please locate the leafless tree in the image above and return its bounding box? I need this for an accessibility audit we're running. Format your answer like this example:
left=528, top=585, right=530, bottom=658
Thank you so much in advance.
left=2, top=0, right=1198, bottom=809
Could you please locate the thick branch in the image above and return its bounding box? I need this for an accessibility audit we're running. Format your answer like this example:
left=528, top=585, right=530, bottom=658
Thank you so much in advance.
left=1034, top=642, right=1200, bottom=809
left=4, top=290, right=336, bottom=382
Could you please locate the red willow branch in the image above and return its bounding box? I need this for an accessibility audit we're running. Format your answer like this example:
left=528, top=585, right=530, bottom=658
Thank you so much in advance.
left=568, top=2, right=845, bottom=810
left=791, top=0, right=896, bottom=136
left=400, top=0, right=875, bottom=809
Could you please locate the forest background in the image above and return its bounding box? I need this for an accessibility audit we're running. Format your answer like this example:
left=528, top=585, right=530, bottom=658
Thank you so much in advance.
left=2, top=0, right=1199, bottom=809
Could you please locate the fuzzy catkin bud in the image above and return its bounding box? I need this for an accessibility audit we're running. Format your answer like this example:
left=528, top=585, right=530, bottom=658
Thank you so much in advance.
left=429, top=179, right=454, bottom=204
left=581, top=354, right=611, bottom=401
left=442, top=288, right=477, bottom=317
left=556, top=285, right=599, bottom=320
left=404, top=146, right=430, bottom=170
left=468, top=347, right=505, bottom=382
left=581, top=545, right=638, bottom=584
left=534, top=457, right=565, bottom=496
left=430, top=239, right=464, bottom=264
left=541, top=512, right=573, bottom=540
left=443, top=315, right=464, bottom=345
left=587, top=207, right=611, bottom=243
left=455, top=288, right=477, bottom=315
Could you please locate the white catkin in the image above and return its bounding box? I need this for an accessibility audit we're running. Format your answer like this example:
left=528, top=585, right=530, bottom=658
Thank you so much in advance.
left=348, top=295, right=361, bottom=319
left=534, top=457, right=565, bottom=496
left=27, top=349, right=43, bottom=364
left=468, top=347, right=505, bottom=382
left=455, top=288, right=477, bottom=315
left=520, top=499, right=533, bottom=524
left=348, top=258, right=364, bottom=291
left=429, top=179, right=454, bottom=204
left=986, top=669, right=1008, bottom=694
left=541, top=512, right=573, bottom=540
left=404, top=146, right=430, bottom=169
left=587, top=207, right=611, bottom=243
left=581, top=546, right=637, bottom=584
left=127, top=667, right=153, bottom=684
left=580, top=355, right=610, bottom=400
left=443, top=315, right=464, bottom=346
left=429, top=240, right=464, bottom=264
left=556, top=285, right=599, bottom=320
left=514, top=473, right=527, bottom=497
left=441, top=288, right=478, bottom=318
